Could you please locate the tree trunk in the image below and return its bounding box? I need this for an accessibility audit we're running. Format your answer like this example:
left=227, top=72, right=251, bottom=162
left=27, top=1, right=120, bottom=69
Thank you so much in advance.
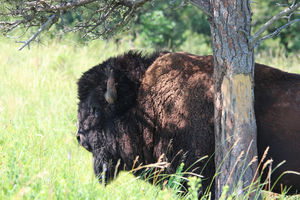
left=210, top=0, right=259, bottom=198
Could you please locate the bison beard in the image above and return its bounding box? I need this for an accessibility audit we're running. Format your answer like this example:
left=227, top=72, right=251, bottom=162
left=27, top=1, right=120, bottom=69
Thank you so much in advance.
left=77, top=51, right=300, bottom=196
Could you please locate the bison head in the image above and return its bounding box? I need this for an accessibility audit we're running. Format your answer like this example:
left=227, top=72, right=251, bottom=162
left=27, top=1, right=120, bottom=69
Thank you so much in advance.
left=76, top=52, right=159, bottom=183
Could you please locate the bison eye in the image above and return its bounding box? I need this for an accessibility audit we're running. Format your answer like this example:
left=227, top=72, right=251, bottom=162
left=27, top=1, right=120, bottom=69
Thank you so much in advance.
left=89, top=106, right=100, bottom=117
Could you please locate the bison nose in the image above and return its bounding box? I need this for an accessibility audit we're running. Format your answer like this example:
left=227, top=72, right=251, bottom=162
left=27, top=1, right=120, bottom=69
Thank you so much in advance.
left=76, top=133, right=82, bottom=144
left=76, top=126, right=86, bottom=143
left=76, top=132, right=86, bottom=145
left=76, top=131, right=92, bottom=152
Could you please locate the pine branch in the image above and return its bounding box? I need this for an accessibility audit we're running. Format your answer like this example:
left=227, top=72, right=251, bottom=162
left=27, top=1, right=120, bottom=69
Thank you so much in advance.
left=1, top=0, right=151, bottom=45
left=250, top=2, right=300, bottom=49
left=18, top=14, right=56, bottom=51
left=25, top=0, right=98, bottom=12
left=251, top=18, right=300, bottom=48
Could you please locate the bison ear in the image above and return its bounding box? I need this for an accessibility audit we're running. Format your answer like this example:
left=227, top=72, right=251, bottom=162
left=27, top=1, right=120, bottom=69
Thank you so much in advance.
left=104, top=69, right=117, bottom=104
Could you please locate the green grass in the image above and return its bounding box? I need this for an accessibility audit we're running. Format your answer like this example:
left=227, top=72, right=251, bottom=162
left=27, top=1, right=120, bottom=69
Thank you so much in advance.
left=255, top=48, right=300, bottom=74
left=0, top=36, right=299, bottom=200
left=0, top=37, right=178, bottom=200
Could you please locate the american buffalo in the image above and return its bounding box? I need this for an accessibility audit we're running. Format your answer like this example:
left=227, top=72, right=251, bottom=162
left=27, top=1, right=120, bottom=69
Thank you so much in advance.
left=76, top=51, right=300, bottom=196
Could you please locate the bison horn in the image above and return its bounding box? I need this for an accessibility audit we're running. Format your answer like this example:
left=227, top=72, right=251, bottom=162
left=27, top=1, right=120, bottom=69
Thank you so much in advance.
left=104, top=69, right=117, bottom=104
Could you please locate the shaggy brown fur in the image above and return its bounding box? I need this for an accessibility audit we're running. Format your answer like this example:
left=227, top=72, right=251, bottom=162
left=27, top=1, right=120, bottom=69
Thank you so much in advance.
left=77, top=52, right=300, bottom=196
left=138, top=53, right=215, bottom=194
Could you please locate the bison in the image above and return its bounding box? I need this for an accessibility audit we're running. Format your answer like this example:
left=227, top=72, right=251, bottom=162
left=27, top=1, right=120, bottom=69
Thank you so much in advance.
left=76, top=51, right=300, bottom=196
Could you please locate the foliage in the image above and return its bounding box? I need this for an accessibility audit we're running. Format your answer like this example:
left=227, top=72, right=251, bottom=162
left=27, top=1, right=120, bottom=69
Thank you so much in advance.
left=0, top=0, right=299, bottom=54
left=186, top=177, right=202, bottom=200
left=136, top=10, right=179, bottom=48
left=53, top=1, right=211, bottom=51
left=130, top=2, right=211, bottom=50
left=130, top=0, right=299, bottom=53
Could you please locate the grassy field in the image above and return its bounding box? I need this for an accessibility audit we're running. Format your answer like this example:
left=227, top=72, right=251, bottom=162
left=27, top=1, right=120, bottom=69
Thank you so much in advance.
left=0, top=37, right=299, bottom=200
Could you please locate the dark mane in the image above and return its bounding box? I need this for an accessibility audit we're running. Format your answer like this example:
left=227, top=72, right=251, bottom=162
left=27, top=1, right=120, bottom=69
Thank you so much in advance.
left=77, top=51, right=164, bottom=102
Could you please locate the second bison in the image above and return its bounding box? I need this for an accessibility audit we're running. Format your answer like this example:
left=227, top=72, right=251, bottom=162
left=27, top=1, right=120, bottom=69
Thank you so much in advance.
left=76, top=52, right=300, bottom=196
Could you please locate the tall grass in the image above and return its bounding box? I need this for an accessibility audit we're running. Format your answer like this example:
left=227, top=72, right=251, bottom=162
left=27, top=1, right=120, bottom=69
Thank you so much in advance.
left=255, top=48, right=300, bottom=73
left=0, top=36, right=299, bottom=199
left=0, top=37, right=177, bottom=200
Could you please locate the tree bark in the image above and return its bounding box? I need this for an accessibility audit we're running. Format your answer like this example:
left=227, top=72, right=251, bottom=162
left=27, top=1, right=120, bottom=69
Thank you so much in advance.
left=210, top=0, right=258, bottom=198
